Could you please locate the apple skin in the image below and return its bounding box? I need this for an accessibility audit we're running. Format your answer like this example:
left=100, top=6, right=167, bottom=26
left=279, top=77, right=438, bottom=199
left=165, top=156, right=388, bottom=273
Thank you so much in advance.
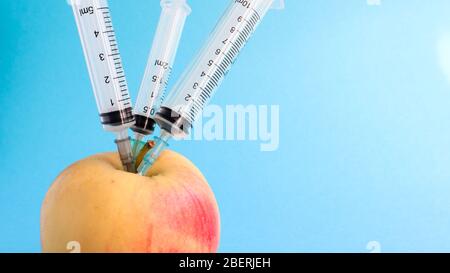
left=40, top=150, right=220, bottom=253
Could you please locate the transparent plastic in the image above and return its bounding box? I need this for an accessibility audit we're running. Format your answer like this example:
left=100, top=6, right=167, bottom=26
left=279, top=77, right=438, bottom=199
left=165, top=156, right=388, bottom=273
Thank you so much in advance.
left=138, top=0, right=283, bottom=175
left=71, top=0, right=134, bottom=130
left=132, top=0, right=190, bottom=161
left=156, top=0, right=278, bottom=138
left=71, top=0, right=134, bottom=172
left=133, top=0, right=191, bottom=136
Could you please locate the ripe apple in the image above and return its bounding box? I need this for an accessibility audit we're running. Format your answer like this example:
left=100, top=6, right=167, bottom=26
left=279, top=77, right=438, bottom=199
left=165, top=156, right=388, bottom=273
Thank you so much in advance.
left=40, top=150, right=220, bottom=253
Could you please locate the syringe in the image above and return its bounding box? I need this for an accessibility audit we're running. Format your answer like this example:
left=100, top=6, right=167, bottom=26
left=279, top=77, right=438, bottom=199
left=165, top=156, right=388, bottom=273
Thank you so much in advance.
left=137, top=0, right=284, bottom=175
left=71, top=0, right=135, bottom=172
left=132, top=0, right=191, bottom=157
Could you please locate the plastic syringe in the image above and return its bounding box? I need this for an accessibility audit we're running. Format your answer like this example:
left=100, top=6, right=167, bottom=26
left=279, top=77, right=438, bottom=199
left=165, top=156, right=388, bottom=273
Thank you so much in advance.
left=131, top=0, right=191, bottom=157
left=137, top=0, right=284, bottom=175
left=71, top=0, right=135, bottom=172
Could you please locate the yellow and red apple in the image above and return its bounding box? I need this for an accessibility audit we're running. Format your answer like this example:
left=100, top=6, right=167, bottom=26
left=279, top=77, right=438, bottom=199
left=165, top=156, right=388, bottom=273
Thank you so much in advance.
left=40, top=150, right=220, bottom=253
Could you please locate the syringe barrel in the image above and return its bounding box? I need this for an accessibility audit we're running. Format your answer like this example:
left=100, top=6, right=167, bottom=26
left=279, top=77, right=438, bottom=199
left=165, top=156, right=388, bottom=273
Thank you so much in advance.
left=133, top=0, right=191, bottom=135
left=71, top=0, right=134, bottom=132
left=155, top=0, right=274, bottom=138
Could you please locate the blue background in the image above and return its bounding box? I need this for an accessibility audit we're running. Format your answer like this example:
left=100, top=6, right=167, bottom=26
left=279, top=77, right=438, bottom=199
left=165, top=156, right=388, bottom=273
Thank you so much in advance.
left=1, top=0, right=450, bottom=252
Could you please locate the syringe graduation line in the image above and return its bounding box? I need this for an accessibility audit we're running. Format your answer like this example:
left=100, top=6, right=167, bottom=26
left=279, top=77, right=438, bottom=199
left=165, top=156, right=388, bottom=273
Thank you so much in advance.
left=137, top=0, right=281, bottom=175
left=71, top=0, right=135, bottom=172
left=187, top=8, right=261, bottom=121
left=131, top=0, right=191, bottom=146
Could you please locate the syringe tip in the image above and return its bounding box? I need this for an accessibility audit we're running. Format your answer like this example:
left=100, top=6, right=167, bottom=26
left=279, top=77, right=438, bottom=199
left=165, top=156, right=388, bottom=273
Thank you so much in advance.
left=137, top=132, right=171, bottom=176
left=123, top=161, right=136, bottom=173
left=115, top=132, right=136, bottom=173
left=137, top=159, right=155, bottom=176
left=132, top=132, right=146, bottom=158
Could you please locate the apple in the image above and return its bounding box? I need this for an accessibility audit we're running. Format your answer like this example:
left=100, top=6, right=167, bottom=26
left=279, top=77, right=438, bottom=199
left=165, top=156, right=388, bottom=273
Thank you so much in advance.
left=40, top=150, right=220, bottom=253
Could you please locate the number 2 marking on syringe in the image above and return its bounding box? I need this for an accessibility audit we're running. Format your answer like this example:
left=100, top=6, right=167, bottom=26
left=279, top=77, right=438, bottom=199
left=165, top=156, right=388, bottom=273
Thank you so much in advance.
left=98, top=6, right=129, bottom=106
